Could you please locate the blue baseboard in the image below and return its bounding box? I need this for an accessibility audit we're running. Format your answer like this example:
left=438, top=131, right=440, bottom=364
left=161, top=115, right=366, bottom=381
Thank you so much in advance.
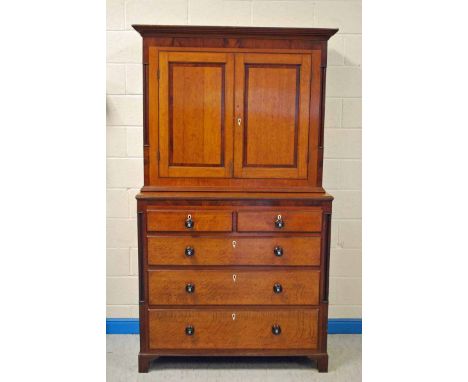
left=106, top=318, right=140, bottom=334
left=328, top=318, right=362, bottom=334
left=106, top=318, right=361, bottom=335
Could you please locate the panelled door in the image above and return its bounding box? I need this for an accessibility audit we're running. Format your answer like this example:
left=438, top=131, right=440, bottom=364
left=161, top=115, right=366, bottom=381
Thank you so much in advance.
left=233, top=53, right=311, bottom=179
left=158, top=52, right=234, bottom=178
left=157, top=51, right=313, bottom=181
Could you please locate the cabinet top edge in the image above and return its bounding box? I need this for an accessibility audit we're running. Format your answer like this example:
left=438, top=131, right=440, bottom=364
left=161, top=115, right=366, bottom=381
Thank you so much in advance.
left=132, top=25, right=339, bottom=40
left=136, top=191, right=334, bottom=201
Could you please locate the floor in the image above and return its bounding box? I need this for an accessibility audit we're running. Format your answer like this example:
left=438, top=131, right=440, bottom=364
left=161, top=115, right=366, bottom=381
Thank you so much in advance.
left=107, top=335, right=361, bottom=382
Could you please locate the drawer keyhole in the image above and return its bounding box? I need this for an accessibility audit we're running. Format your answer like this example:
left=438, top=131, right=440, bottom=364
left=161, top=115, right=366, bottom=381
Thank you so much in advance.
left=232, top=240, right=237, bottom=248
left=185, top=214, right=194, bottom=229
left=232, top=274, right=237, bottom=282
left=232, top=313, right=236, bottom=320
left=274, top=214, right=284, bottom=229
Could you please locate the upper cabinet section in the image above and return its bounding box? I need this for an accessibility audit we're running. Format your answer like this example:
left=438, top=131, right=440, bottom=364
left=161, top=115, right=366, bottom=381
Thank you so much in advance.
left=135, top=25, right=338, bottom=192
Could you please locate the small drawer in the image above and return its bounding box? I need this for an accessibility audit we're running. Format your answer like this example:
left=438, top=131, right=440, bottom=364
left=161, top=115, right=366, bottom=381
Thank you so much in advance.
left=148, top=269, right=319, bottom=306
left=237, top=209, right=322, bottom=232
left=148, top=308, right=319, bottom=350
left=147, top=210, right=232, bottom=232
left=147, top=236, right=321, bottom=266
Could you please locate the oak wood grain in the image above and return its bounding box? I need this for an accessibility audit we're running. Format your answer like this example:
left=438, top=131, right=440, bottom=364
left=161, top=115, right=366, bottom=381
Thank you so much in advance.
left=147, top=236, right=321, bottom=266
left=147, top=210, right=233, bottom=232
left=148, top=308, right=319, bottom=350
left=237, top=209, right=322, bottom=232
left=148, top=269, right=319, bottom=305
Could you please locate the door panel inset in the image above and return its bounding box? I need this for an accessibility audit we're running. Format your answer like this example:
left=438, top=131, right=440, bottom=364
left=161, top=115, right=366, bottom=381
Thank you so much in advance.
left=170, top=63, right=224, bottom=166
left=245, top=64, right=299, bottom=167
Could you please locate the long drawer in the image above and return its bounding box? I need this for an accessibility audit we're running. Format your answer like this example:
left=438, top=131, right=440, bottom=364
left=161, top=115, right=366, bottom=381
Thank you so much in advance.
left=148, top=269, right=319, bottom=305
left=237, top=209, right=322, bottom=232
left=147, top=236, right=321, bottom=266
left=148, top=308, right=319, bottom=350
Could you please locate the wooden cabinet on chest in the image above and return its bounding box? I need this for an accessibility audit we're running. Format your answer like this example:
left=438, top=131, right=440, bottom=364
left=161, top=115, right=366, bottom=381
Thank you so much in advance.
left=133, top=25, right=338, bottom=373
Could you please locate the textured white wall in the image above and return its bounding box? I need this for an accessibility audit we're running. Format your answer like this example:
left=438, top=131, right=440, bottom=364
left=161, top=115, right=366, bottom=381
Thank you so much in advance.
left=106, top=0, right=362, bottom=318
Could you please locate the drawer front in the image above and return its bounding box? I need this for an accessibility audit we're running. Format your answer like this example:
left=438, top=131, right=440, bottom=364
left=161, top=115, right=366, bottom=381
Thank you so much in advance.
left=148, top=269, right=319, bottom=305
left=148, top=236, right=321, bottom=266
left=148, top=308, right=318, bottom=350
left=147, top=210, right=232, bottom=232
left=237, top=210, right=322, bottom=232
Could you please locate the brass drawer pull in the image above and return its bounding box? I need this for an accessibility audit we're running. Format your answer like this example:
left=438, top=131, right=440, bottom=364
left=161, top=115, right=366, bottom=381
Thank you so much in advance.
left=273, top=283, right=283, bottom=294
left=272, top=325, right=281, bottom=335
left=185, top=325, right=195, bottom=336
left=273, top=246, right=283, bottom=257
left=185, top=283, right=195, bottom=293
left=185, top=246, right=195, bottom=257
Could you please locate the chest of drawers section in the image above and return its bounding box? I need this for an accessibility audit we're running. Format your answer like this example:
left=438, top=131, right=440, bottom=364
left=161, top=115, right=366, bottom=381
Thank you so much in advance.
left=137, top=195, right=333, bottom=372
